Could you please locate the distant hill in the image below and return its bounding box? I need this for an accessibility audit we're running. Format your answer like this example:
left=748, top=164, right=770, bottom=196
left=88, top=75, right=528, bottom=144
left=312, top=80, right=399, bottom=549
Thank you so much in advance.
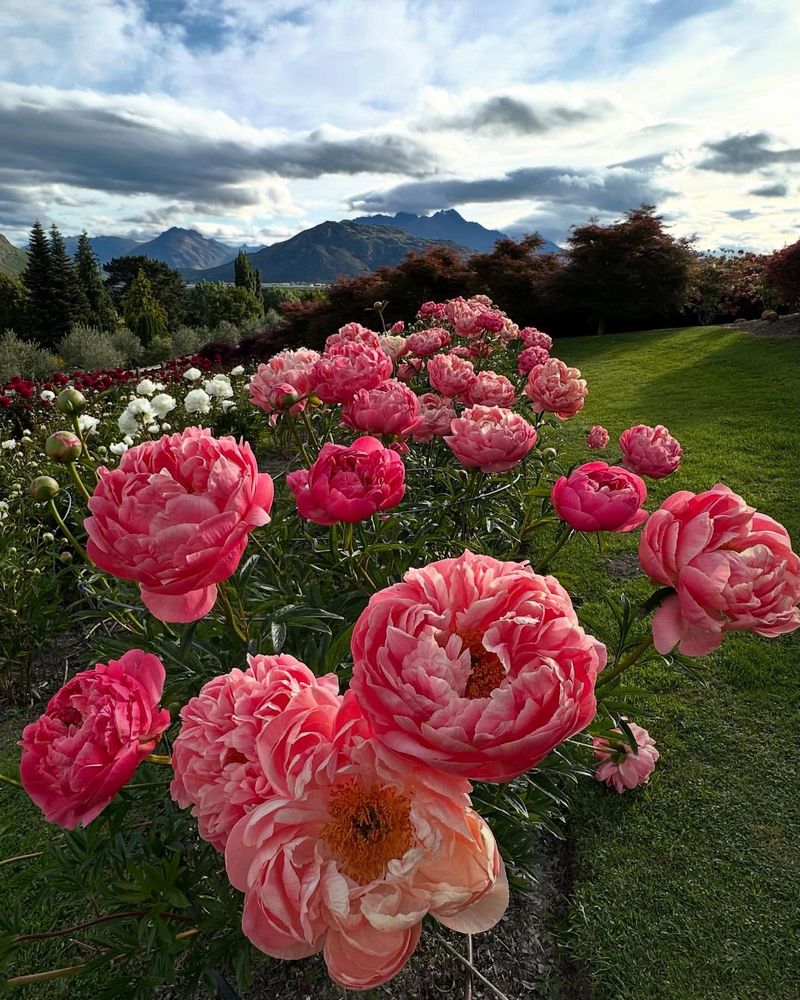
left=122, top=227, right=236, bottom=270
left=63, top=235, right=142, bottom=264
left=186, top=221, right=472, bottom=284
left=0, top=234, right=27, bottom=278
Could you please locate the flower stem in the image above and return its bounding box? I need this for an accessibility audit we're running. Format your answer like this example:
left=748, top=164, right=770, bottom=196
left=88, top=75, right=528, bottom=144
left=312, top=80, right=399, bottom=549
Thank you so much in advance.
left=67, top=461, right=91, bottom=503
left=435, top=935, right=510, bottom=1000
left=534, top=526, right=574, bottom=572
left=299, top=407, right=320, bottom=451
left=0, top=772, right=22, bottom=788
left=47, top=498, right=88, bottom=561
left=144, top=754, right=172, bottom=765
left=217, top=581, right=247, bottom=643
left=597, top=636, right=654, bottom=690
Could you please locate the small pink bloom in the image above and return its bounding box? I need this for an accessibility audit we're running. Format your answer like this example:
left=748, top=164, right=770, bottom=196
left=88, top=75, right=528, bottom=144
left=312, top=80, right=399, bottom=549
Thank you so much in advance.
left=287, top=436, right=405, bottom=524
left=619, top=424, right=682, bottom=479
left=587, top=425, right=610, bottom=449
left=249, top=349, right=320, bottom=416
left=405, top=327, right=451, bottom=357
left=397, top=357, right=424, bottom=383
left=551, top=462, right=648, bottom=533
left=427, top=353, right=476, bottom=398
left=518, top=345, right=550, bottom=375
left=418, top=300, right=447, bottom=319
left=390, top=320, right=405, bottom=334
left=593, top=721, right=659, bottom=793
left=445, top=405, right=537, bottom=473
left=342, top=379, right=420, bottom=437
left=520, top=328, right=553, bottom=351
left=325, top=323, right=382, bottom=352
left=467, top=370, right=517, bottom=408
left=19, top=650, right=170, bottom=828
left=350, top=551, right=606, bottom=781
left=449, top=346, right=473, bottom=358
left=524, top=358, right=587, bottom=420
left=411, top=393, right=456, bottom=443
left=639, top=485, right=800, bottom=656
left=85, top=428, right=274, bottom=622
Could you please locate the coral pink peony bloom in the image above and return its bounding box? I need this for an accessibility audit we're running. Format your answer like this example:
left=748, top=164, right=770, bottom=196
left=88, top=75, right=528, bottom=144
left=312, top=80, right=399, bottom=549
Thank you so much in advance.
left=619, top=424, right=682, bottom=479
left=85, top=428, right=274, bottom=622
left=427, top=353, right=476, bottom=398
left=475, top=311, right=505, bottom=334
left=311, top=342, right=393, bottom=404
left=519, top=328, right=553, bottom=351
left=341, top=379, right=420, bottom=438
left=287, top=436, right=405, bottom=525
left=587, top=425, right=610, bottom=450
left=405, top=327, right=451, bottom=357
left=551, top=462, right=648, bottom=533
left=397, top=357, right=424, bottom=383
left=593, top=721, right=659, bottom=793
left=390, top=320, right=405, bottom=334
left=445, top=405, right=537, bottom=473
left=249, top=349, right=320, bottom=417
left=518, top=345, right=550, bottom=375
left=411, top=393, right=456, bottom=443
left=325, top=323, right=382, bottom=352
left=225, top=720, right=507, bottom=990
left=171, top=654, right=340, bottom=851
left=639, top=485, right=800, bottom=656
left=418, top=300, right=447, bottom=319
left=467, top=370, right=517, bottom=408
left=19, top=650, right=170, bottom=828
left=350, top=551, right=606, bottom=781
left=524, top=358, right=587, bottom=420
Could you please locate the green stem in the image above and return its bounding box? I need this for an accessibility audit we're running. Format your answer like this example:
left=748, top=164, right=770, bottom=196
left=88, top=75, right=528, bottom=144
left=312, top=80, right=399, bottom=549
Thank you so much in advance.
left=299, top=407, right=320, bottom=451
left=597, top=636, right=655, bottom=690
left=70, top=416, right=91, bottom=461
left=47, top=498, right=88, bottom=561
left=285, top=412, right=311, bottom=465
left=0, top=772, right=22, bottom=788
left=217, top=581, right=247, bottom=642
left=67, top=462, right=91, bottom=503
left=534, top=526, right=575, bottom=572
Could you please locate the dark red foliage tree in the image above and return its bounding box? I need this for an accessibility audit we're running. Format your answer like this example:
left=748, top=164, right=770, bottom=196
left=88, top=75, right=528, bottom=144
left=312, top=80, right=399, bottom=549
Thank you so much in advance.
left=765, top=239, right=800, bottom=310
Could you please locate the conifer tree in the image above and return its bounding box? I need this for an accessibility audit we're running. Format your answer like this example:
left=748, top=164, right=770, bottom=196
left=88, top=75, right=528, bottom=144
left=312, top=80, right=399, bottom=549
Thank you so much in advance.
left=49, top=224, right=90, bottom=339
left=123, top=268, right=168, bottom=346
left=234, top=249, right=263, bottom=306
left=74, top=233, right=118, bottom=331
left=21, top=221, right=53, bottom=345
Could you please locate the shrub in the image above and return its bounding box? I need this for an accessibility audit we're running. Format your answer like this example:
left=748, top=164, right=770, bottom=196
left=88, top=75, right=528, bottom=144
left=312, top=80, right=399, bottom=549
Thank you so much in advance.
left=207, top=320, right=240, bottom=346
left=109, top=327, right=144, bottom=366
left=58, top=324, right=124, bottom=371
left=171, top=325, right=210, bottom=357
left=765, top=239, right=800, bottom=310
left=0, top=330, right=59, bottom=382
left=761, top=309, right=779, bottom=322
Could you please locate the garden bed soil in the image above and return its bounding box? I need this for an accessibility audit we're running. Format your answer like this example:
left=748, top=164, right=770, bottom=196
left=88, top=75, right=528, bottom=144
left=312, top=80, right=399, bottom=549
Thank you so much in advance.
left=725, top=311, right=800, bottom=338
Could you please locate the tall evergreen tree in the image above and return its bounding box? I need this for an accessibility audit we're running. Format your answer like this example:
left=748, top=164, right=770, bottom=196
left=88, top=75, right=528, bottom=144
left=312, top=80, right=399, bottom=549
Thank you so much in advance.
left=48, top=224, right=90, bottom=339
left=234, top=249, right=263, bottom=302
left=74, top=233, right=118, bottom=331
left=123, top=268, right=168, bottom=346
left=21, top=221, right=53, bottom=345
left=104, top=256, right=186, bottom=329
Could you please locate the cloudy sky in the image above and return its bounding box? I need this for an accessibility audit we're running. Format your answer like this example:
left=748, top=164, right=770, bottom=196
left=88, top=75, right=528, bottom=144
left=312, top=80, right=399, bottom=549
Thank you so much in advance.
left=1, top=0, right=798, bottom=250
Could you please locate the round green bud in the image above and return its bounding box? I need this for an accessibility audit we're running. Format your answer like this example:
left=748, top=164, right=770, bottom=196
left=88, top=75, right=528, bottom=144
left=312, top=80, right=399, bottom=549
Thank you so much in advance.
left=29, top=475, right=60, bottom=501
left=541, top=447, right=558, bottom=461
left=56, top=388, right=87, bottom=416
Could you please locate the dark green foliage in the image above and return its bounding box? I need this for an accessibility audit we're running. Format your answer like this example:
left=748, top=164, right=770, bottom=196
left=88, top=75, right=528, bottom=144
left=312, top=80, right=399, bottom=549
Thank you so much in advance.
left=233, top=250, right=262, bottom=299
left=104, top=256, right=187, bottom=330
left=74, top=233, right=118, bottom=332
left=21, top=221, right=53, bottom=345
left=187, top=280, right=263, bottom=329
left=48, top=225, right=91, bottom=341
left=0, top=273, right=27, bottom=333
left=123, top=269, right=168, bottom=346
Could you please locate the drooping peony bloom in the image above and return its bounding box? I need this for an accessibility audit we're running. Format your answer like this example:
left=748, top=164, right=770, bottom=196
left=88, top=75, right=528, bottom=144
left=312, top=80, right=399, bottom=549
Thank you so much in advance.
left=518, top=345, right=550, bottom=375
left=467, top=370, right=517, bottom=408
left=587, top=425, right=610, bottom=450
left=619, top=424, right=682, bottom=479
left=427, top=353, right=476, bottom=398
left=341, top=379, right=420, bottom=438
left=519, top=328, right=553, bottom=352
left=445, top=405, right=537, bottom=474
left=350, top=551, right=606, bottom=781
left=411, top=393, right=456, bottom=443
left=85, top=427, right=274, bottom=622
left=225, top=709, right=508, bottom=991
left=593, top=721, right=660, bottom=793
left=405, top=327, right=451, bottom=357
left=551, top=462, right=648, bottom=533
left=325, top=323, right=382, bottom=352
left=311, top=342, right=393, bottom=404
left=524, top=358, right=587, bottom=420
left=287, top=436, right=405, bottom=525
left=639, top=484, right=800, bottom=656
left=171, top=654, right=340, bottom=851
left=19, top=650, right=170, bottom=828
left=249, top=349, right=321, bottom=416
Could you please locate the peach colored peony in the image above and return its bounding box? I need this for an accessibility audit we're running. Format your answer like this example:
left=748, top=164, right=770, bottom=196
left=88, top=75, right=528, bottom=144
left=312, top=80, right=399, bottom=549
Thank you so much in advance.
left=249, top=349, right=320, bottom=417
left=551, top=462, right=648, bottom=533
left=170, top=654, right=339, bottom=851
left=85, top=428, right=274, bottom=622
left=342, top=380, right=420, bottom=438
left=225, top=715, right=507, bottom=990
left=619, top=424, right=682, bottom=479
left=587, top=425, right=610, bottom=449
left=311, top=342, right=393, bottom=404
left=593, top=721, right=659, bottom=793
left=467, top=370, right=517, bottom=408
left=639, top=484, right=800, bottom=656
left=520, top=328, right=553, bottom=351
left=287, top=436, right=405, bottom=525
left=411, top=393, right=456, bottom=443
left=518, top=345, right=550, bottom=375
left=524, top=358, right=587, bottom=420
left=378, top=335, right=408, bottom=360
left=325, top=323, right=382, bottom=352
left=427, top=353, right=476, bottom=398
left=404, top=327, right=451, bottom=357
left=350, top=551, right=606, bottom=781
left=445, top=405, right=537, bottom=473
left=19, top=650, right=170, bottom=828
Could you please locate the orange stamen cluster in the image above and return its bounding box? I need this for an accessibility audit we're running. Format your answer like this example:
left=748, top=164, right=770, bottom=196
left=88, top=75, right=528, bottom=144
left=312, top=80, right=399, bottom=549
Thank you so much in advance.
left=322, top=781, right=415, bottom=885
left=459, top=628, right=506, bottom=699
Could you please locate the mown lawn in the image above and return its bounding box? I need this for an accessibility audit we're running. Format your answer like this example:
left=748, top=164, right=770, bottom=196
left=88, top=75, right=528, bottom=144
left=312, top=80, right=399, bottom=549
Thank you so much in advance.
left=550, top=326, right=800, bottom=1000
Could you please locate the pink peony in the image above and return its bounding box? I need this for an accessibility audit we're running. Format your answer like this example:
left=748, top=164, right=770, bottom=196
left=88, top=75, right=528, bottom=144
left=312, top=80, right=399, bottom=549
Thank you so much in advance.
left=19, top=650, right=170, bottom=828
left=445, top=405, right=537, bottom=473
left=350, top=551, right=606, bottom=781
left=325, top=323, right=382, bottom=352
left=85, top=428, right=274, bottom=622
left=639, top=484, right=800, bottom=656
left=225, top=712, right=507, bottom=990
left=524, top=358, right=587, bottom=420
left=467, top=370, right=517, bottom=408
left=341, top=379, right=420, bottom=438
left=287, top=436, right=405, bottom=525
left=378, top=335, right=408, bottom=360
left=411, top=393, right=456, bottom=443
left=518, top=345, right=550, bottom=375
left=475, top=311, right=505, bottom=334
left=427, top=353, right=476, bottom=398
left=397, top=357, right=424, bottom=383
left=390, top=320, right=405, bottom=334
left=311, top=342, right=393, bottom=404
left=551, top=462, right=648, bottom=533
left=619, top=424, right=682, bottom=479
left=249, top=349, right=320, bottom=417
left=520, top=328, right=553, bottom=351
left=587, top=425, right=610, bottom=449
left=405, top=327, right=451, bottom=357
left=418, top=300, right=447, bottom=319
left=593, top=721, right=659, bottom=793
left=170, top=654, right=340, bottom=851
left=444, top=296, right=490, bottom=338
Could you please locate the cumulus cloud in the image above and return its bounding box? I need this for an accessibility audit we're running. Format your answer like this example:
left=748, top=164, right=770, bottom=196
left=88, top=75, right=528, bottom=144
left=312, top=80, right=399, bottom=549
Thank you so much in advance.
left=698, top=133, right=800, bottom=174
left=748, top=182, right=789, bottom=197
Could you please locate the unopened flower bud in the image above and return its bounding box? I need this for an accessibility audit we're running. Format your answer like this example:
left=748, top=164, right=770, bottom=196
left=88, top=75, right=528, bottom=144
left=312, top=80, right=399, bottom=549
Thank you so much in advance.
left=541, top=447, right=558, bottom=461
left=42, top=531, right=55, bottom=543
left=46, top=430, right=82, bottom=463
left=59, top=550, right=73, bottom=564
left=56, top=388, right=87, bottom=415
left=373, top=300, right=385, bottom=312
left=30, top=475, right=60, bottom=501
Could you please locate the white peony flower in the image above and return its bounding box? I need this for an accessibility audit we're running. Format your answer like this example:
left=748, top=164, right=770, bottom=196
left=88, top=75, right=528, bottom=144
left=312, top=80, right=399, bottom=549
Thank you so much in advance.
left=1, top=439, right=16, bottom=450
left=151, top=393, right=177, bottom=418
left=40, top=389, right=55, bottom=402
left=183, top=367, right=202, bottom=381
left=221, top=400, right=236, bottom=411
left=146, top=423, right=160, bottom=434
left=230, top=365, right=245, bottom=376
left=117, top=410, right=139, bottom=434
left=136, top=379, right=157, bottom=396
left=204, top=375, right=234, bottom=399
left=110, top=442, right=129, bottom=456
left=123, top=435, right=134, bottom=446
left=184, top=388, right=212, bottom=414
left=78, top=414, right=99, bottom=435
left=127, top=398, right=155, bottom=420
left=161, top=422, right=171, bottom=430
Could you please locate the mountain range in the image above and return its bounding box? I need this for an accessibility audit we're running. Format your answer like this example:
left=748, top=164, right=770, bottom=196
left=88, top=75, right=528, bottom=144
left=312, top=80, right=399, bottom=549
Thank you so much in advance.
left=62, top=228, right=265, bottom=270
left=351, top=209, right=517, bottom=253
left=0, top=234, right=28, bottom=278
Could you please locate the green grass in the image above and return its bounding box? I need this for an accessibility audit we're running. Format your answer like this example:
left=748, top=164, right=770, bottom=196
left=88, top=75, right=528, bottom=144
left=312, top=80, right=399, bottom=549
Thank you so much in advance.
left=549, top=326, right=800, bottom=1000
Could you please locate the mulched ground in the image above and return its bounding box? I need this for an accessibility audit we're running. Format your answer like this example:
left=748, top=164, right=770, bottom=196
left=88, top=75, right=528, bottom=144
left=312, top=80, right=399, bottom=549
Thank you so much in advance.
left=725, top=311, right=800, bottom=339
